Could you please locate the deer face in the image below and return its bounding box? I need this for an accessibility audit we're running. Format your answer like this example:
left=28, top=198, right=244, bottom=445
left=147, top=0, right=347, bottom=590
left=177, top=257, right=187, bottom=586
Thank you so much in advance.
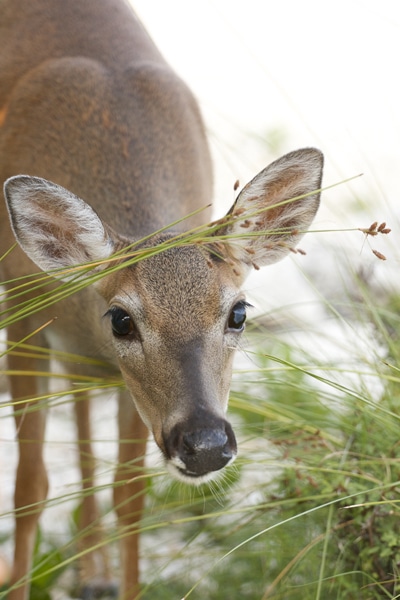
left=97, top=243, right=246, bottom=482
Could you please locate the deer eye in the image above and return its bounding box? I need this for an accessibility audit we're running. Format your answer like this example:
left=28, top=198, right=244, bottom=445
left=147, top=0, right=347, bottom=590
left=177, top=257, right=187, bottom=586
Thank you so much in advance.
left=227, top=301, right=248, bottom=332
left=107, top=307, right=137, bottom=338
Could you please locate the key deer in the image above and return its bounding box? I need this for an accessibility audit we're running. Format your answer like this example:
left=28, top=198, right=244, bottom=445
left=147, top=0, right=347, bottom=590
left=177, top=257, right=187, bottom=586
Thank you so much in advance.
left=0, top=0, right=323, bottom=598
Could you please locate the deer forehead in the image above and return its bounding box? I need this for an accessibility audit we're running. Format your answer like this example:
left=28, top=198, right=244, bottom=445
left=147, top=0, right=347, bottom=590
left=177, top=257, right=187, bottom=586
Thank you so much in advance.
left=106, top=245, right=241, bottom=333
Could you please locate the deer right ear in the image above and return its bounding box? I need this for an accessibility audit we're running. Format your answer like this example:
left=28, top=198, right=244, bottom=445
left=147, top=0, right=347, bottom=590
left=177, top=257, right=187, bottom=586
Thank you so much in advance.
left=214, top=148, right=323, bottom=277
left=3, top=175, right=116, bottom=280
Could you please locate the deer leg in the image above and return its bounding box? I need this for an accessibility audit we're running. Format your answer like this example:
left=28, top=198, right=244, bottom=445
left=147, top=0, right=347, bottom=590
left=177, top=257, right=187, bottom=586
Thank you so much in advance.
left=113, top=389, right=148, bottom=600
left=7, top=327, right=49, bottom=600
left=74, top=392, right=113, bottom=593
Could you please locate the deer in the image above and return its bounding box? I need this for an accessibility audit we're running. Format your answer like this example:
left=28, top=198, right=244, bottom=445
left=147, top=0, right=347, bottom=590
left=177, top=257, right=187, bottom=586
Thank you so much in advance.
left=0, top=0, right=323, bottom=598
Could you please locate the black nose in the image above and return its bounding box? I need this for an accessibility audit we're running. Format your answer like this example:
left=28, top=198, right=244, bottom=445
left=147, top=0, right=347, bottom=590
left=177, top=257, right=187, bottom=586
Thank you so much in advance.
left=164, top=418, right=237, bottom=479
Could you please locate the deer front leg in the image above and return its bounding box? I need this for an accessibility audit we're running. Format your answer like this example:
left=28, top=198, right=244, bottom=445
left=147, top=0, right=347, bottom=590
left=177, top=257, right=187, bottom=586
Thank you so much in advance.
left=7, top=328, right=49, bottom=600
left=113, top=389, right=148, bottom=600
left=74, top=392, right=112, bottom=593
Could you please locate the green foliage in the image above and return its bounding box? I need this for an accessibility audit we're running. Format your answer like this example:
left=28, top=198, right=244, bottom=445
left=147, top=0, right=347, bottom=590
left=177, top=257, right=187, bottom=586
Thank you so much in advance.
left=28, top=528, right=69, bottom=600
left=209, top=303, right=400, bottom=599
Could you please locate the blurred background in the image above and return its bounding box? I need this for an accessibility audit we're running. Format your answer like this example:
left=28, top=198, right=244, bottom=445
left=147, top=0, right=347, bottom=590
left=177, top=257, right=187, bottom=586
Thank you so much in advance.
left=133, top=0, right=398, bottom=321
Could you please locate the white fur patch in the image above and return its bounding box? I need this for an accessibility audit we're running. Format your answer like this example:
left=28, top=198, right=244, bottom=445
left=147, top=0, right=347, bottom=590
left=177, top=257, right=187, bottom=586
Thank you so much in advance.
left=166, top=454, right=236, bottom=486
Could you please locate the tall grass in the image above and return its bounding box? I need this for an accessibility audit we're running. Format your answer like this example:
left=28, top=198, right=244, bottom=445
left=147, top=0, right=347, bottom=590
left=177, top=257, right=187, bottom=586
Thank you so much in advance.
left=0, top=203, right=398, bottom=599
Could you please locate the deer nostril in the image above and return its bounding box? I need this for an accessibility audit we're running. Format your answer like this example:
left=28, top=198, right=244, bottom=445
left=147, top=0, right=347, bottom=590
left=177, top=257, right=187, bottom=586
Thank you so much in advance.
left=182, top=435, right=196, bottom=455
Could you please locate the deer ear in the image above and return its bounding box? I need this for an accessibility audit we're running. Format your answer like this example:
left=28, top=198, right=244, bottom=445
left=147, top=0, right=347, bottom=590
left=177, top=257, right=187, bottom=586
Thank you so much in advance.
left=3, top=175, right=115, bottom=280
left=215, top=147, right=323, bottom=273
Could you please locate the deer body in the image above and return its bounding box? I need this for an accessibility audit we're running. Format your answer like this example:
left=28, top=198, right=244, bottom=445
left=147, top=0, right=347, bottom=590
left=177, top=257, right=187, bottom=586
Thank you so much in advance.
left=0, top=1, right=323, bottom=598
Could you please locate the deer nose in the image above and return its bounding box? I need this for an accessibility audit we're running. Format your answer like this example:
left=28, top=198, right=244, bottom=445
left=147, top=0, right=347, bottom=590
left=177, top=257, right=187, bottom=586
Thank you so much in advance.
left=164, top=419, right=237, bottom=480
left=182, top=428, right=235, bottom=474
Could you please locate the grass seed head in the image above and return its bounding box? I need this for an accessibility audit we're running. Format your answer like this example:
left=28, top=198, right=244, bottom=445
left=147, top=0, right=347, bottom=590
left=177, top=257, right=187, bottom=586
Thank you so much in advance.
left=372, top=249, right=387, bottom=260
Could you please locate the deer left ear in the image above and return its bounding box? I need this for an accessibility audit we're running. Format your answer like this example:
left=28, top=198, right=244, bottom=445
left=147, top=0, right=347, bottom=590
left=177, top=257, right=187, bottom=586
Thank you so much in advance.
left=214, top=147, right=323, bottom=272
left=4, top=175, right=116, bottom=280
